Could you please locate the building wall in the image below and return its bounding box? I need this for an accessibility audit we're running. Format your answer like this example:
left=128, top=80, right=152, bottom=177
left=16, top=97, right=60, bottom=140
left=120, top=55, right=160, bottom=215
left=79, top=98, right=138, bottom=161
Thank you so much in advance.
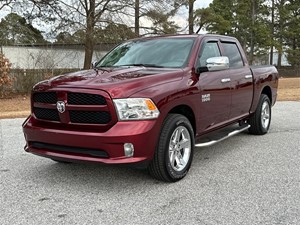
left=1, top=46, right=108, bottom=69
left=271, top=52, right=290, bottom=66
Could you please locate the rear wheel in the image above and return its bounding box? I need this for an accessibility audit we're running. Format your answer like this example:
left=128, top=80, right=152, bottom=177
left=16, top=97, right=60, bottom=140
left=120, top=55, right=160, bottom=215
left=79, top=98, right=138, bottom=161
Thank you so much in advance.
left=148, top=114, right=194, bottom=182
left=248, top=94, right=271, bottom=135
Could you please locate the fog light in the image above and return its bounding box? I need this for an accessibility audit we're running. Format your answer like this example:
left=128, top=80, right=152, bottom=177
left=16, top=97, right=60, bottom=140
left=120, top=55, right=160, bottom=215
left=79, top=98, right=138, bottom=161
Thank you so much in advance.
left=124, top=143, right=134, bottom=157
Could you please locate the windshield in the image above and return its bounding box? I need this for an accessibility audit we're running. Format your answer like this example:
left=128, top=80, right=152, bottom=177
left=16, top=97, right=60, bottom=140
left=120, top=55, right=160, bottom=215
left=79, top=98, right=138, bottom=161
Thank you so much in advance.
left=97, top=37, right=195, bottom=68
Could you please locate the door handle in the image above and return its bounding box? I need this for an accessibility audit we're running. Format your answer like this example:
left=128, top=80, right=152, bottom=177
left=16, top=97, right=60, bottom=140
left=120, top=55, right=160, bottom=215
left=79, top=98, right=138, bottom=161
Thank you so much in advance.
left=221, top=78, right=231, bottom=83
left=245, top=75, right=252, bottom=79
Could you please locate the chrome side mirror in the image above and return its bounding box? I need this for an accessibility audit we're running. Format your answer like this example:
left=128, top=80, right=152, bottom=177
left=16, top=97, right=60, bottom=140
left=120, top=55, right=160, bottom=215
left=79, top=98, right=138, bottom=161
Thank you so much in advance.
left=196, top=56, right=229, bottom=74
left=206, top=56, right=229, bottom=71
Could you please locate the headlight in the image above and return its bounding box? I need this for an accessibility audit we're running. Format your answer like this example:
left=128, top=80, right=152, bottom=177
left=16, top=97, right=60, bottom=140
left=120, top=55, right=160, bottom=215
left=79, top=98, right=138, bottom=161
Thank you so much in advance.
left=113, top=98, right=160, bottom=120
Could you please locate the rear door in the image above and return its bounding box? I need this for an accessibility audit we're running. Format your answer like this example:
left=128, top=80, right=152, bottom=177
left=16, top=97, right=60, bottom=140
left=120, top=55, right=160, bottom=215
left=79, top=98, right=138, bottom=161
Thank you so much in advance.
left=220, top=41, right=254, bottom=120
left=196, top=40, right=232, bottom=132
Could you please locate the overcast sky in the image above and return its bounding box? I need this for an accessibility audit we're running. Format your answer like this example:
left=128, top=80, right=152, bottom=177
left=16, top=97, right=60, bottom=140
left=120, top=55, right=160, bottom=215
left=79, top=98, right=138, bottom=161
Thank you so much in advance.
left=171, top=0, right=213, bottom=33
left=195, top=0, right=213, bottom=8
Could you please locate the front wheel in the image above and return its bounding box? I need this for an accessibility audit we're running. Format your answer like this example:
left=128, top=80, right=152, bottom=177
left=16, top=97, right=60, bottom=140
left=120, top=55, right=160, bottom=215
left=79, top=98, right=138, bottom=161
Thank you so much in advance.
left=248, top=94, right=271, bottom=135
left=148, top=114, right=194, bottom=182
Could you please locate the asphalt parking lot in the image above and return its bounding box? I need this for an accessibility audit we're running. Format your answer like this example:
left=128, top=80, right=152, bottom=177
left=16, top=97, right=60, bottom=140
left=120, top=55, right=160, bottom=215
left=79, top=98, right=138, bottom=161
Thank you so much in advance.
left=1, top=101, right=300, bottom=225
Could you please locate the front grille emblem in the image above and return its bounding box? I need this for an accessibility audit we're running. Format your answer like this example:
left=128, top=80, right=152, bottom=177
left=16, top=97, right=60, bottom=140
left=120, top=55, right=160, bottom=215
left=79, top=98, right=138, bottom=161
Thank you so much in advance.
left=56, top=101, right=66, bottom=113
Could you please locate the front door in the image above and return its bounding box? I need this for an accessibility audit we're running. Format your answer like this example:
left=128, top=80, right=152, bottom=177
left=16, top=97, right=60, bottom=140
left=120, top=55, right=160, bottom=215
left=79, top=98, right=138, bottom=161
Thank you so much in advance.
left=196, top=41, right=232, bottom=133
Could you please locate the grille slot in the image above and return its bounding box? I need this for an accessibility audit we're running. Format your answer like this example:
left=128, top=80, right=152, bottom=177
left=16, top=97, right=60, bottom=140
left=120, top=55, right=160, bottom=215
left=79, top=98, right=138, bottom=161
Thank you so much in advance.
left=33, top=107, right=60, bottom=121
left=31, top=142, right=109, bottom=158
left=68, top=93, right=107, bottom=105
left=33, top=92, right=57, bottom=104
left=69, top=111, right=111, bottom=124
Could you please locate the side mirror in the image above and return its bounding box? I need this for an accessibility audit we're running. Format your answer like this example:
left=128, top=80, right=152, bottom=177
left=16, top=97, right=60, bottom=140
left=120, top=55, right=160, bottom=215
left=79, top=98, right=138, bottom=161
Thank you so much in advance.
left=91, top=61, right=98, bottom=69
left=206, top=56, right=229, bottom=71
left=196, top=56, right=229, bottom=74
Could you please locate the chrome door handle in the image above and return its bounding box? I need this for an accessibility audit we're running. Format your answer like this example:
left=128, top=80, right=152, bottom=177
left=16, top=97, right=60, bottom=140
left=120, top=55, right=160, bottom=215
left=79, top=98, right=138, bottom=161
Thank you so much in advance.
left=221, top=78, right=231, bottom=83
left=245, top=75, right=252, bottom=79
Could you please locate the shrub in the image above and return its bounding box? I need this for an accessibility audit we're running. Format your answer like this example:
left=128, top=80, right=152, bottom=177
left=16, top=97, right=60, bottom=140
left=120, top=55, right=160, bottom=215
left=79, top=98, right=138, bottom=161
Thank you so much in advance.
left=0, top=53, right=13, bottom=97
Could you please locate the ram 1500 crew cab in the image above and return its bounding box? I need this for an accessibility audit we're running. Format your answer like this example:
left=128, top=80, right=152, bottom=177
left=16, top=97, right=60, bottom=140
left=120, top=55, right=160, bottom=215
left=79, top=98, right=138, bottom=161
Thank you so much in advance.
left=23, top=34, right=279, bottom=182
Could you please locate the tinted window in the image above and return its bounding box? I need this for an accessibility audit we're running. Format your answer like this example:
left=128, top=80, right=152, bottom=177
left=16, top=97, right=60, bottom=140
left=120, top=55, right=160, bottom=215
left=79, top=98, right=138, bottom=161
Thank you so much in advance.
left=222, top=42, right=244, bottom=68
left=198, top=42, right=221, bottom=67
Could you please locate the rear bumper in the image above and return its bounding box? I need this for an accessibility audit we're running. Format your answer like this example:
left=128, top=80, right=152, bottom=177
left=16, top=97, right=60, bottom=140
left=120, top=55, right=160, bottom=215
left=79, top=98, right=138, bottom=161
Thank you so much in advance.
left=22, top=116, right=160, bottom=166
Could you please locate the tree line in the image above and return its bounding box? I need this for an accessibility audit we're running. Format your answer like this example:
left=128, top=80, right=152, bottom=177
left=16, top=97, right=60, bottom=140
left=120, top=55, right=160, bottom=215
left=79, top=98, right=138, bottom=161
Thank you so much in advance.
left=0, top=0, right=299, bottom=68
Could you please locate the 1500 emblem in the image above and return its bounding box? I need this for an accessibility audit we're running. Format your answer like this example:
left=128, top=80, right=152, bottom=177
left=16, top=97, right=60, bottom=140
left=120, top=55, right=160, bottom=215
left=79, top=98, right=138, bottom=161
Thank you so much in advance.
left=56, top=101, right=66, bottom=113
left=202, top=94, right=211, bottom=102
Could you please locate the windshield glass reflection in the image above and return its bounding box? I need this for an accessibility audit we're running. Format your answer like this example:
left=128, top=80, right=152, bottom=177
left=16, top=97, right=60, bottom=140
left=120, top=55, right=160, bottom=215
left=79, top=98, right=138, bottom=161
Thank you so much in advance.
left=97, top=38, right=195, bottom=68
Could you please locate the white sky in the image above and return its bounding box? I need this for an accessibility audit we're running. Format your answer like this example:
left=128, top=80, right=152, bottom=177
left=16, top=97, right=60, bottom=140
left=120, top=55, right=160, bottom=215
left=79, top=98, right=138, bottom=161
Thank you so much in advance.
left=195, top=0, right=213, bottom=8
left=172, top=0, right=213, bottom=33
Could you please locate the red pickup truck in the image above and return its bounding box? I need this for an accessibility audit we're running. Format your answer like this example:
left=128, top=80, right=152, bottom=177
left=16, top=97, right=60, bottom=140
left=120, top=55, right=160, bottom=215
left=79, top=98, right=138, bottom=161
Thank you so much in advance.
left=22, top=34, right=278, bottom=182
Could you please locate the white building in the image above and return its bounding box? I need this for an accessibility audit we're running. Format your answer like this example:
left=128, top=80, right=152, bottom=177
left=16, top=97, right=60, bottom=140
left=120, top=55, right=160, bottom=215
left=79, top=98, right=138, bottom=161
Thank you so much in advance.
left=1, top=44, right=113, bottom=69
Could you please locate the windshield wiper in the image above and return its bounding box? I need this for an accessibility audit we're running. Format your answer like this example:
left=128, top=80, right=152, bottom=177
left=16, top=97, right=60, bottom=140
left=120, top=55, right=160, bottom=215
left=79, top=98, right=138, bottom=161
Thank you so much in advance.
left=116, top=63, right=165, bottom=68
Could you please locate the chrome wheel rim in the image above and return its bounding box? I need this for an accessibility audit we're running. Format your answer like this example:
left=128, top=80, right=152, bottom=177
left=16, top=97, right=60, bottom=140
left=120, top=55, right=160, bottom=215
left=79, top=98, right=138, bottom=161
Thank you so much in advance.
left=261, top=101, right=270, bottom=129
left=168, top=126, right=191, bottom=172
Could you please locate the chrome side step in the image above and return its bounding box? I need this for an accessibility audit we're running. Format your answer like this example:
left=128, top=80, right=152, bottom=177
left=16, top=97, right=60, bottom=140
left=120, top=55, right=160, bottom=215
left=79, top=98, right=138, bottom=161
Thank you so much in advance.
left=195, top=124, right=250, bottom=148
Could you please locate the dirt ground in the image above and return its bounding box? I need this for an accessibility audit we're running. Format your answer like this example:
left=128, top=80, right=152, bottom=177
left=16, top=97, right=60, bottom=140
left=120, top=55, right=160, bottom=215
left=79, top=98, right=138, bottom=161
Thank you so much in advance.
left=277, top=77, right=300, bottom=101
left=0, top=77, right=299, bottom=119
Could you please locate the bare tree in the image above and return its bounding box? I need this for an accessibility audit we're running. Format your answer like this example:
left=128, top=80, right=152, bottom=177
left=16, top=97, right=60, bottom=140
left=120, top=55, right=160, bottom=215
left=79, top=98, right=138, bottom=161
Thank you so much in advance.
left=270, top=0, right=274, bottom=65
left=134, top=0, right=139, bottom=36
left=130, top=0, right=185, bottom=37
left=0, top=0, right=14, bottom=11
left=43, top=0, right=128, bottom=69
left=188, top=0, right=195, bottom=34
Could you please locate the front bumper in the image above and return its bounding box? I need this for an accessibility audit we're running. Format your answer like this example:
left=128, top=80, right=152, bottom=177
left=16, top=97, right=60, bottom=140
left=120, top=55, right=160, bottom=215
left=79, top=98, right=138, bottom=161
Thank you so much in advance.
left=22, top=116, right=160, bottom=166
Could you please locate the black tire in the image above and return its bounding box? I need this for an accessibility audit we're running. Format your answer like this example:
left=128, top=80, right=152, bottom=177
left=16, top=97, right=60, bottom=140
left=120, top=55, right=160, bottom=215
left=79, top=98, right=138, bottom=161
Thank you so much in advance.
left=248, top=94, right=271, bottom=135
left=148, top=114, right=194, bottom=182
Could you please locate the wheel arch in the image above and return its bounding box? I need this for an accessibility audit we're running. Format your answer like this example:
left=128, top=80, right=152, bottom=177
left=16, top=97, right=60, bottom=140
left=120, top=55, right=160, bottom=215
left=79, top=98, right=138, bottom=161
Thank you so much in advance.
left=261, top=86, right=272, bottom=103
left=168, top=105, right=196, bottom=135
left=250, top=85, right=273, bottom=114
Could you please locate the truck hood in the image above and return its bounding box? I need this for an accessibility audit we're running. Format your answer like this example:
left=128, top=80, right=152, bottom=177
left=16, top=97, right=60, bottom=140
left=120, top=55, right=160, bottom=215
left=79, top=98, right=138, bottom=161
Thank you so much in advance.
left=33, top=67, right=183, bottom=98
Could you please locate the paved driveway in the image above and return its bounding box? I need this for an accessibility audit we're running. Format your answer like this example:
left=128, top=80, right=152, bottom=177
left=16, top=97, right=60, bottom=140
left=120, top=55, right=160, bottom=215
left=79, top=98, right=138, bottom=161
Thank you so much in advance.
left=1, top=102, right=300, bottom=225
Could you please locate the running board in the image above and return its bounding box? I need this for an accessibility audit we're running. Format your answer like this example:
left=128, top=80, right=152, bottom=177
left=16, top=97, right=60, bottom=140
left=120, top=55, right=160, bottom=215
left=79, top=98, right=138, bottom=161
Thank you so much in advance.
left=195, top=124, right=250, bottom=148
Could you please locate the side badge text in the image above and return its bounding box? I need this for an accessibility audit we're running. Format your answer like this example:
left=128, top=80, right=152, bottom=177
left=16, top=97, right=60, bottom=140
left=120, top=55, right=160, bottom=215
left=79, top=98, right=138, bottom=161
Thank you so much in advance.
left=202, top=94, right=211, bottom=102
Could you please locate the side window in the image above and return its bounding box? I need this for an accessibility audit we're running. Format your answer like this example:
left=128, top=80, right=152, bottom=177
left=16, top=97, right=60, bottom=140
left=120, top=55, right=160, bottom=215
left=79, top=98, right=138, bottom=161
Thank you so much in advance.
left=198, top=42, right=221, bottom=67
left=222, top=42, right=244, bottom=68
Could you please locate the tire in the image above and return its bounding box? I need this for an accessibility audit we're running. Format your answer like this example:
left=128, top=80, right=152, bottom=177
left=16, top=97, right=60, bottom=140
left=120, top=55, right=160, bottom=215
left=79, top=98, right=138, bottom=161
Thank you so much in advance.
left=248, top=94, right=271, bottom=135
left=148, top=114, right=194, bottom=182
